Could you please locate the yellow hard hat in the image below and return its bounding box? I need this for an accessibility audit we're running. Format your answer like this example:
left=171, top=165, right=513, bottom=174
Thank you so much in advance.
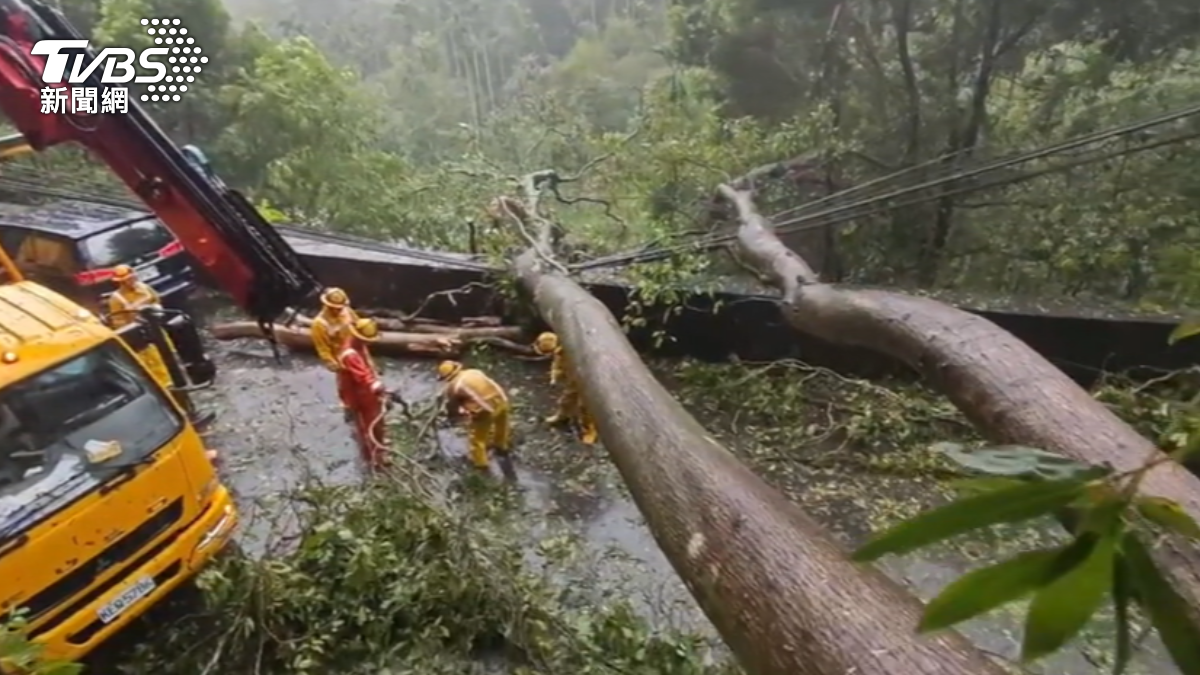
left=349, top=317, right=379, bottom=342
left=534, top=332, right=559, bottom=355
left=112, top=264, right=135, bottom=282
left=320, top=287, right=349, bottom=309
left=437, top=360, right=462, bottom=380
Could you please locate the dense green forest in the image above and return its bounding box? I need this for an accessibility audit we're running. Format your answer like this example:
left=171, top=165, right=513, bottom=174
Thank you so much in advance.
left=38, top=0, right=1200, bottom=309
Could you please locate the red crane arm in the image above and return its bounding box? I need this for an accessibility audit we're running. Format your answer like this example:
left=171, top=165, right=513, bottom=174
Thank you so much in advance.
left=0, top=0, right=320, bottom=324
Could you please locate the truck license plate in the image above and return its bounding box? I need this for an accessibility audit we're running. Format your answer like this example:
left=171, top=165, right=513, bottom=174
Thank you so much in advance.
left=96, top=576, right=156, bottom=624
left=137, top=264, right=160, bottom=280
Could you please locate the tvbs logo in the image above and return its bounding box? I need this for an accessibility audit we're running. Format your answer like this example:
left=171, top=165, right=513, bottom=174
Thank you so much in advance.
left=32, top=18, right=205, bottom=103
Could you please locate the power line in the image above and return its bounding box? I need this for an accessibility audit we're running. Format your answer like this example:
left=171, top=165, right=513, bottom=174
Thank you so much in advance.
left=574, top=102, right=1200, bottom=271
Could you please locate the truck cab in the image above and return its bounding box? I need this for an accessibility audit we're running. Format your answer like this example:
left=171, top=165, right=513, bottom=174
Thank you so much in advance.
left=0, top=281, right=236, bottom=663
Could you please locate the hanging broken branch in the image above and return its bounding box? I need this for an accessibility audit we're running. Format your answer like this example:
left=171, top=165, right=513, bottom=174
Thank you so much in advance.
left=717, top=177, right=1200, bottom=620
left=506, top=168, right=1005, bottom=675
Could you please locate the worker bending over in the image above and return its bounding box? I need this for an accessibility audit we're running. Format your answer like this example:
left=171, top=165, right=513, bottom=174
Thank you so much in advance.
left=337, top=318, right=390, bottom=469
left=312, top=287, right=359, bottom=372
left=437, top=361, right=511, bottom=470
left=533, top=332, right=597, bottom=445
left=106, top=265, right=178, bottom=388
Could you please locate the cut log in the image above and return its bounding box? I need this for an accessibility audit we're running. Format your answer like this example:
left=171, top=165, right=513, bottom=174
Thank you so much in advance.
left=291, top=315, right=523, bottom=340
left=719, top=182, right=1200, bottom=619
left=209, top=322, right=462, bottom=359
left=358, top=308, right=503, bottom=328
left=508, top=170, right=1003, bottom=675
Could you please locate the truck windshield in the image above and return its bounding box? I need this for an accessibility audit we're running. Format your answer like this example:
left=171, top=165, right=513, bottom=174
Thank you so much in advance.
left=0, top=341, right=183, bottom=527
left=82, top=220, right=175, bottom=268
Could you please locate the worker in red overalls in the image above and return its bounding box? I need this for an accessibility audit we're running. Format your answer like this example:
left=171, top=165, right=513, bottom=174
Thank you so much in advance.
left=336, top=317, right=390, bottom=469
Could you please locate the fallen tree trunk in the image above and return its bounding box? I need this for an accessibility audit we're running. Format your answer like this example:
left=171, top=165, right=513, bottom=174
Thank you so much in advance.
left=718, top=181, right=1200, bottom=618
left=507, top=171, right=1004, bottom=675
left=291, top=314, right=522, bottom=340
left=365, top=311, right=503, bottom=328
left=211, top=322, right=462, bottom=358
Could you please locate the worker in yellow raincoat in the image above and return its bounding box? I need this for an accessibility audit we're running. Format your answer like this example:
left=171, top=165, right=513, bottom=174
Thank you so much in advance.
left=106, top=265, right=178, bottom=388
left=311, top=287, right=359, bottom=372
left=532, top=332, right=597, bottom=445
left=437, top=360, right=510, bottom=470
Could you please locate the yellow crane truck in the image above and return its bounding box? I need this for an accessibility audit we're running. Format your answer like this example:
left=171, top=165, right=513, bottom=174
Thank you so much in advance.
left=0, top=0, right=324, bottom=664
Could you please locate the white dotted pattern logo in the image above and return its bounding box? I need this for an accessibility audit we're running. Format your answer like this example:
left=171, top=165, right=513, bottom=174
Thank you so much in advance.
left=138, top=18, right=208, bottom=103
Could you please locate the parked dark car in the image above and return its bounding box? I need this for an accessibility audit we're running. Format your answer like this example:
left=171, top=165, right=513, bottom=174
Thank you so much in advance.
left=0, top=200, right=214, bottom=384
left=0, top=200, right=197, bottom=309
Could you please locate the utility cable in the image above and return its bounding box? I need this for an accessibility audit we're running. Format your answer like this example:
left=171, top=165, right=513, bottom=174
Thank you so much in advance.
left=573, top=128, right=1200, bottom=270
left=574, top=102, right=1200, bottom=271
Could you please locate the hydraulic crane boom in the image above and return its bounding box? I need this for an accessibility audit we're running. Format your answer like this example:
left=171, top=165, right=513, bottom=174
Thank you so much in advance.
left=0, top=0, right=321, bottom=325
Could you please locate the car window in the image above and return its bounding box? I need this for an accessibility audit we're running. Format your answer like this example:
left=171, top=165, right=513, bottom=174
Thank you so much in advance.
left=0, top=227, right=29, bottom=257
left=82, top=220, right=175, bottom=268
left=0, top=341, right=183, bottom=522
left=15, top=233, right=78, bottom=274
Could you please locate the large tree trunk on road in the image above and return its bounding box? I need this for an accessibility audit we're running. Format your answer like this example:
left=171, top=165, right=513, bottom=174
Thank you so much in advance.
left=508, top=172, right=1005, bottom=675
left=719, top=182, right=1200, bottom=618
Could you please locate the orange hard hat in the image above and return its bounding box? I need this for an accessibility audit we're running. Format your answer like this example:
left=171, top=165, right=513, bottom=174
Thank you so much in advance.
left=437, top=360, right=462, bottom=380
left=320, top=287, right=349, bottom=309
left=349, top=317, right=379, bottom=342
left=112, top=264, right=135, bottom=282
left=533, top=332, right=559, bottom=355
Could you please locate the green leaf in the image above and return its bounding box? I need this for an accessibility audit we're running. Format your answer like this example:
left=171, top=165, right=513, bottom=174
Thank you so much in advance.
left=935, top=443, right=1109, bottom=481
left=1169, top=434, right=1200, bottom=464
left=852, top=478, right=1088, bottom=562
left=1112, top=561, right=1133, bottom=675
left=1122, top=532, right=1200, bottom=675
left=920, top=546, right=1076, bottom=633
left=1136, top=496, right=1200, bottom=540
left=1022, top=531, right=1118, bottom=661
left=1169, top=321, right=1200, bottom=345
left=947, top=476, right=1031, bottom=497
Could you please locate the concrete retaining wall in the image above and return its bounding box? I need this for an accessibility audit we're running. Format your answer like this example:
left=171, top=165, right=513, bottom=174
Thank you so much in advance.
left=286, top=242, right=1198, bottom=387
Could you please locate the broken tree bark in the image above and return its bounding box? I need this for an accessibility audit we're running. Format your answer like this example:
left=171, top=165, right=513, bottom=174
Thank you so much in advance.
left=506, top=171, right=1004, bottom=675
left=719, top=181, right=1200, bottom=618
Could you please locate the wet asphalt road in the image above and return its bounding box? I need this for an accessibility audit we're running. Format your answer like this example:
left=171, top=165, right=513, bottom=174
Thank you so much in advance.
left=193, top=338, right=712, bottom=635
left=190, top=330, right=1173, bottom=674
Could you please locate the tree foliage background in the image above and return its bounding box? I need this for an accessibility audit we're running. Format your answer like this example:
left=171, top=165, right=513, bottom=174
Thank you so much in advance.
left=35, top=0, right=1197, bottom=311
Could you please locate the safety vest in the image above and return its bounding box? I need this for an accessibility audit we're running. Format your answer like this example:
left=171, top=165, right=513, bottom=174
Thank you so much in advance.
left=108, top=283, right=160, bottom=328
left=449, top=369, right=508, bottom=406
left=109, top=282, right=158, bottom=309
left=313, top=311, right=357, bottom=347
